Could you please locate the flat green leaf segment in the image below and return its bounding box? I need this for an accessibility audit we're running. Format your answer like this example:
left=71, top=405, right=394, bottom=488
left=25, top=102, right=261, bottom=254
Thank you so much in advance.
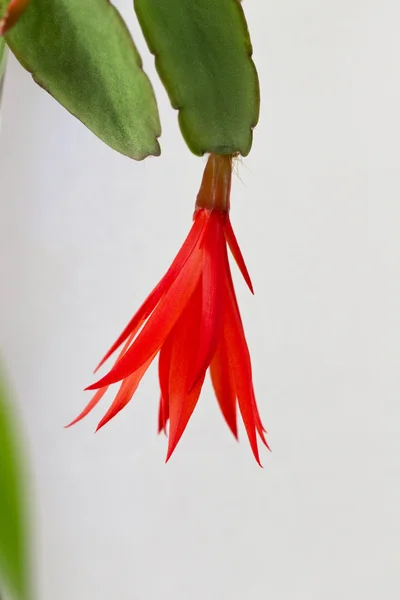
left=134, top=0, right=259, bottom=156
left=0, top=373, right=30, bottom=600
left=2, top=0, right=161, bottom=159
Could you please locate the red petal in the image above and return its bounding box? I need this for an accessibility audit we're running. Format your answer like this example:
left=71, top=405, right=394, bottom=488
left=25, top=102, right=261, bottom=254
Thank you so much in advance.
left=87, top=247, right=203, bottom=390
left=251, top=391, right=270, bottom=449
left=65, top=388, right=108, bottom=428
left=210, top=338, right=238, bottom=439
left=165, top=284, right=204, bottom=461
left=252, top=391, right=269, bottom=438
left=224, top=218, right=254, bottom=294
left=223, top=269, right=263, bottom=466
left=189, top=212, right=225, bottom=389
left=65, top=331, right=135, bottom=427
left=157, top=335, right=173, bottom=434
left=157, top=396, right=168, bottom=436
left=95, top=211, right=207, bottom=371
left=166, top=378, right=204, bottom=462
left=96, top=356, right=154, bottom=431
left=94, top=317, right=145, bottom=374
left=224, top=259, right=269, bottom=449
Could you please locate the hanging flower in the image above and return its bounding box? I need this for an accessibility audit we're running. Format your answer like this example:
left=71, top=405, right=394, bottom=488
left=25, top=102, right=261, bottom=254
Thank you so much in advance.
left=68, top=154, right=268, bottom=464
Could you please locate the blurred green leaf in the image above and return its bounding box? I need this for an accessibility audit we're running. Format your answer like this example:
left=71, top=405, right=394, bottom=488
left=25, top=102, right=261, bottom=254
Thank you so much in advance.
left=0, top=372, right=30, bottom=600
left=1, top=0, right=161, bottom=159
left=0, top=37, right=6, bottom=82
left=0, top=38, right=6, bottom=115
left=134, top=0, right=259, bottom=156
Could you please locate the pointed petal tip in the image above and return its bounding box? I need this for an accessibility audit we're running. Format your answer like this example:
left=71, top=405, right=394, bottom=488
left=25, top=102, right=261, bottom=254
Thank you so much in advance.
left=250, top=444, right=263, bottom=468
left=93, top=350, right=113, bottom=374
left=165, top=427, right=184, bottom=463
left=85, top=382, right=101, bottom=392
left=230, top=425, right=239, bottom=440
left=227, top=419, right=238, bottom=440
left=95, top=408, right=119, bottom=432
left=158, top=423, right=168, bottom=437
left=259, top=431, right=271, bottom=451
left=95, top=419, right=107, bottom=433
left=64, top=410, right=88, bottom=429
left=157, top=423, right=168, bottom=436
left=64, top=418, right=81, bottom=429
left=165, top=443, right=175, bottom=464
left=252, top=447, right=263, bottom=468
left=223, top=218, right=254, bottom=294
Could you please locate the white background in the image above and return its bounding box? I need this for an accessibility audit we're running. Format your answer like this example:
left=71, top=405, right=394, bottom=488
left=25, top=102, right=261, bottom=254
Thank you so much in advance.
left=1, top=1, right=400, bottom=598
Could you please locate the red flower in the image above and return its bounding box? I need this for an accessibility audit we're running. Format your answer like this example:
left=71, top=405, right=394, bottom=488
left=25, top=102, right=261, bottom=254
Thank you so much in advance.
left=68, top=154, right=269, bottom=464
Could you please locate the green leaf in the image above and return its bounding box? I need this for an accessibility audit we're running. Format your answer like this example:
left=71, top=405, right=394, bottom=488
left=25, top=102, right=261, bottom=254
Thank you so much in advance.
left=134, top=0, right=259, bottom=156
left=0, top=371, right=30, bottom=600
left=2, top=0, right=161, bottom=159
